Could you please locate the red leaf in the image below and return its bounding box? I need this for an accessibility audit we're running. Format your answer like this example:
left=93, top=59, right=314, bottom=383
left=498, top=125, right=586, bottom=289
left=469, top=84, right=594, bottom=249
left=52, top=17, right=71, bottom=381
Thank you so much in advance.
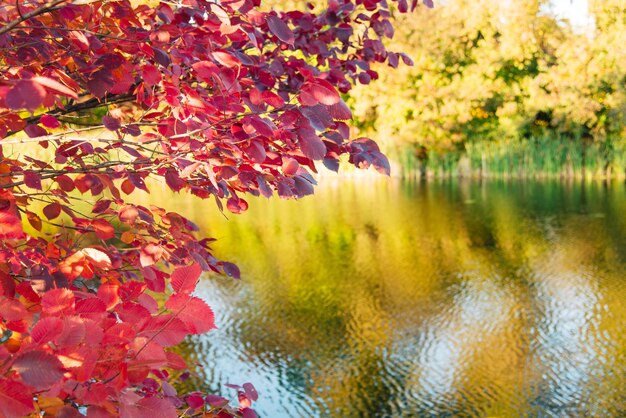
left=165, top=351, right=187, bottom=370
left=92, top=199, right=112, bottom=214
left=139, top=315, right=188, bottom=347
left=13, top=350, right=64, bottom=389
left=299, top=130, right=327, bottom=160
left=87, top=406, right=115, bottom=418
left=0, top=379, right=35, bottom=418
left=302, top=105, right=333, bottom=130
left=205, top=394, right=228, bottom=407
left=171, top=262, right=202, bottom=294
left=33, top=76, right=78, bottom=99
left=328, top=100, right=353, bottom=120
left=24, top=124, right=48, bottom=138
left=267, top=15, right=294, bottom=45
left=226, top=197, right=248, bottom=214
left=242, top=408, right=258, bottom=418
left=56, top=175, right=75, bottom=192
left=121, top=179, right=135, bottom=194
left=142, top=64, right=161, bottom=86
left=129, top=173, right=149, bottom=192
left=142, top=267, right=165, bottom=293
left=165, top=169, right=185, bottom=192
left=118, top=302, right=151, bottom=326
left=212, top=50, right=240, bottom=68
left=140, top=243, right=163, bottom=267
left=243, top=382, right=258, bottom=401
left=75, top=297, right=107, bottom=316
left=16, top=281, right=39, bottom=303
left=97, top=283, right=120, bottom=311
left=0, top=211, right=23, bottom=239
left=26, top=210, right=42, bottom=231
left=102, top=115, right=121, bottom=131
left=92, top=218, right=115, bottom=240
left=186, top=394, right=204, bottom=409
left=6, top=79, right=46, bottom=111
left=86, top=71, right=113, bottom=98
left=192, top=60, right=218, bottom=81
left=59, top=251, right=86, bottom=281
left=165, top=293, right=216, bottom=334
left=23, top=171, right=42, bottom=190
left=55, top=315, right=86, bottom=347
left=262, top=91, right=285, bottom=108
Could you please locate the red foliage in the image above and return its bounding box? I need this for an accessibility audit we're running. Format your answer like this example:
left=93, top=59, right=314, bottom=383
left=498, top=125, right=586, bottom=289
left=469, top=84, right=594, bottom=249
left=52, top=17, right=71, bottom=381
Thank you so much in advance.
left=0, top=0, right=429, bottom=416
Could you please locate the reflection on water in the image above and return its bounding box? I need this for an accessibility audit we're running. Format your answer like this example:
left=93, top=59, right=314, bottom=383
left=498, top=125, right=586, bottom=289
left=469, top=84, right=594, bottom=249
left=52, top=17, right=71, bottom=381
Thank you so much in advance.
left=163, top=179, right=626, bottom=417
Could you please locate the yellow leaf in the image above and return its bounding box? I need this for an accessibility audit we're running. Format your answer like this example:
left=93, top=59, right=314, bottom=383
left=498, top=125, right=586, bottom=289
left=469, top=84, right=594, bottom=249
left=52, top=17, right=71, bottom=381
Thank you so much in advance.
left=37, top=397, right=64, bottom=415
left=121, top=231, right=135, bottom=244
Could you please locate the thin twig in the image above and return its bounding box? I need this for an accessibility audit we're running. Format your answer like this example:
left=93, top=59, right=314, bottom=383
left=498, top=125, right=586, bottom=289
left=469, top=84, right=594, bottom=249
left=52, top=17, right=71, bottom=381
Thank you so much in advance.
left=0, top=0, right=68, bottom=37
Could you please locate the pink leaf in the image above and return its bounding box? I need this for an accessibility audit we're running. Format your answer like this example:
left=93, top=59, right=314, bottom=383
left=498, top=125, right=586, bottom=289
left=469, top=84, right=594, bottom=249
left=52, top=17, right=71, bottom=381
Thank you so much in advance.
left=139, top=315, right=189, bottom=347
left=171, top=262, right=202, bottom=294
left=120, top=396, right=177, bottom=418
left=31, top=317, right=65, bottom=344
left=12, top=350, right=65, bottom=389
left=97, top=283, right=120, bottom=311
left=140, top=243, right=163, bottom=267
left=0, top=379, right=35, bottom=418
left=282, top=157, right=300, bottom=175
left=299, top=129, right=327, bottom=160
left=102, top=115, right=121, bottom=131
left=5, top=79, right=46, bottom=111
left=81, top=247, right=112, bottom=269
left=165, top=293, right=216, bottom=334
left=310, top=79, right=340, bottom=106
left=41, top=288, right=75, bottom=316
left=0, top=297, right=29, bottom=321
left=33, top=76, right=78, bottom=99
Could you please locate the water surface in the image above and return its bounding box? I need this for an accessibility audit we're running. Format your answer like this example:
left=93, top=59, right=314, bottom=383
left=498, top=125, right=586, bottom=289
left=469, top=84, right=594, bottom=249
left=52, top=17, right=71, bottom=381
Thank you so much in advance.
left=165, top=179, right=626, bottom=417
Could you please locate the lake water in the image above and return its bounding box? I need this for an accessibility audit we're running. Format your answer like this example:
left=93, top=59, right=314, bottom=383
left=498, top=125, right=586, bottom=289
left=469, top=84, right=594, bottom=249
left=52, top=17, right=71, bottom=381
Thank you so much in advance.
left=165, top=178, right=626, bottom=417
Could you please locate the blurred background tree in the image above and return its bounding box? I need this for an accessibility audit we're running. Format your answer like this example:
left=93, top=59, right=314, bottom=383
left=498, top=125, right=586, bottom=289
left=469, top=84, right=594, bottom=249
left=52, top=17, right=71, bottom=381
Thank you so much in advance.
left=344, top=0, right=626, bottom=178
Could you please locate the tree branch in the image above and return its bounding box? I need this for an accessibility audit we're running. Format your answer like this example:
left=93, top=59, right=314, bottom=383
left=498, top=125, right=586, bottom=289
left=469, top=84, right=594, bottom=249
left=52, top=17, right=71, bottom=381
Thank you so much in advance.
left=0, top=0, right=68, bottom=37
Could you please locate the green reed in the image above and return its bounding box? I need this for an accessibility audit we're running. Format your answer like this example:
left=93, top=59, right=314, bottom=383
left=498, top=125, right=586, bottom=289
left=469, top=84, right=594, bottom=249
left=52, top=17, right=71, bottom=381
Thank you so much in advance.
left=395, top=135, right=626, bottom=179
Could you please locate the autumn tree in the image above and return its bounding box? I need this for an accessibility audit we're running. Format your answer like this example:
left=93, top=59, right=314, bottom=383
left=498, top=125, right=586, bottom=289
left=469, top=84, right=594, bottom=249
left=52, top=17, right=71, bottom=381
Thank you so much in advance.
left=0, top=0, right=426, bottom=416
